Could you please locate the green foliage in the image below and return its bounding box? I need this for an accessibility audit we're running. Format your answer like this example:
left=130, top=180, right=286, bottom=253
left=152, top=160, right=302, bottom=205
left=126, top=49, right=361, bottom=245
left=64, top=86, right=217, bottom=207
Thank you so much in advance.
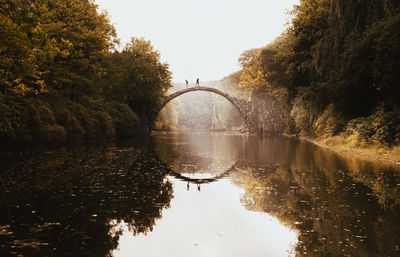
left=288, top=0, right=400, bottom=118
left=104, top=102, right=141, bottom=137
left=0, top=96, right=143, bottom=148
left=371, top=107, right=400, bottom=146
left=0, top=0, right=48, bottom=95
left=345, top=106, right=400, bottom=146
left=290, top=86, right=327, bottom=135
left=55, top=107, right=86, bottom=142
left=234, top=35, right=294, bottom=132
left=0, top=0, right=117, bottom=96
left=0, top=97, right=30, bottom=142
left=345, top=117, right=375, bottom=145
left=154, top=102, right=178, bottom=131
left=233, top=0, right=400, bottom=146
left=313, top=104, right=345, bottom=138
left=37, top=123, right=67, bottom=144
left=1, top=1, right=173, bottom=146
left=365, top=13, right=400, bottom=107
left=238, top=38, right=291, bottom=96
left=41, top=0, right=118, bottom=97
left=102, top=37, right=172, bottom=124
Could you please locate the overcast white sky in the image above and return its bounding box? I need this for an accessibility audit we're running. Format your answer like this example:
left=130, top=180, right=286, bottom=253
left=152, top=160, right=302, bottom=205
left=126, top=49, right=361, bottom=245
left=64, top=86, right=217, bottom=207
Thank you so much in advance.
left=96, top=0, right=299, bottom=83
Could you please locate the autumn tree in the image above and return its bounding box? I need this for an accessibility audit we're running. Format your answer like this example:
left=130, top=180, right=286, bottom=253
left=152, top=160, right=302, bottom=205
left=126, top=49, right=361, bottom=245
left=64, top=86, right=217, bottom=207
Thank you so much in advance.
left=0, top=0, right=117, bottom=97
left=1, top=0, right=173, bottom=143
left=102, top=37, right=172, bottom=124
left=0, top=0, right=50, bottom=95
left=39, top=0, right=118, bottom=98
left=233, top=0, right=400, bottom=141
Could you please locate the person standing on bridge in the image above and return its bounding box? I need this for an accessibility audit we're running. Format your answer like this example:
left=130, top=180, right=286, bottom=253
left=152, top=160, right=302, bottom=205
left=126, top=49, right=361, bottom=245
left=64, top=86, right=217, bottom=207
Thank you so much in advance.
left=185, top=79, right=189, bottom=88
left=196, top=78, right=199, bottom=87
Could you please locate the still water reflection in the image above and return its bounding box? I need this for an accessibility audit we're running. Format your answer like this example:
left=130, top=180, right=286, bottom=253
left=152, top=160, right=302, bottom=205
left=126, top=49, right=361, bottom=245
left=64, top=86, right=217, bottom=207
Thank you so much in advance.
left=1, top=132, right=400, bottom=256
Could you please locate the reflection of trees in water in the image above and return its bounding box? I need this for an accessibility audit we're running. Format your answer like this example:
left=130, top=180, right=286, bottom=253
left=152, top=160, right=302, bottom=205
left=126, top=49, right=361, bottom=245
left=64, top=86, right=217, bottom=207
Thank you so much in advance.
left=153, top=133, right=400, bottom=256
left=232, top=162, right=400, bottom=257
left=0, top=148, right=173, bottom=257
left=152, top=132, right=400, bottom=256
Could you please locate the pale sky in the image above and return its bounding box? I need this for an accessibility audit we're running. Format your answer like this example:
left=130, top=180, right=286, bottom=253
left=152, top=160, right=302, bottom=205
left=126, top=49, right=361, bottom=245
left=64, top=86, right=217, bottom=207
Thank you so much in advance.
left=96, top=0, right=299, bottom=83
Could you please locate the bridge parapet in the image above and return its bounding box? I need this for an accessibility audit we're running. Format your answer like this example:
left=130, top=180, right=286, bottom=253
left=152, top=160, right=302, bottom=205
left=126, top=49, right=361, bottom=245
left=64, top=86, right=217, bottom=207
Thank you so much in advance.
left=155, top=86, right=283, bottom=133
left=156, top=87, right=251, bottom=126
left=159, top=87, right=247, bottom=111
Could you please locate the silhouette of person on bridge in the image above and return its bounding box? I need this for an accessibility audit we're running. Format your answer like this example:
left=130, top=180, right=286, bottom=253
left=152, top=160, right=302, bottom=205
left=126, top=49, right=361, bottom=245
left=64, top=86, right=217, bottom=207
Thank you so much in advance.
left=185, top=79, right=189, bottom=88
left=196, top=78, right=199, bottom=87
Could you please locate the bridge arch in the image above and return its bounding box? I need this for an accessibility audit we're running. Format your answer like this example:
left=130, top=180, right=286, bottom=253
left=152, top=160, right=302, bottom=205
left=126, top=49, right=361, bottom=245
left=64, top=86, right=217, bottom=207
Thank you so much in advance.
left=168, top=164, right=238, bottom=185
left=155, top=87, right=250, bottom=125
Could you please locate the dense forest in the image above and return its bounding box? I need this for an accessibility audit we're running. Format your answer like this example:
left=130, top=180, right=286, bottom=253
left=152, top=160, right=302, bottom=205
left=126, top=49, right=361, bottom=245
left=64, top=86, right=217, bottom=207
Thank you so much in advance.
left=0, top=0, right=171, bottom=148
left=1, top=0, right=400, bottom=154
left=229, top=0, right=400, bottom=149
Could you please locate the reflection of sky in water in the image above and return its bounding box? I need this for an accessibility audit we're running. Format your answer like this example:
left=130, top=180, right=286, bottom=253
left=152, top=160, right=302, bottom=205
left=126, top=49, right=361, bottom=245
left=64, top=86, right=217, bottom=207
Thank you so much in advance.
left=113, top=132, right=400, bottom=257
left=113, top=178, right=297, bottom=257
left=2, top=132, right=400, bottom=256
left=154, top=132, right=244, bottom=174
left=155, top=132, right=400, bottom=175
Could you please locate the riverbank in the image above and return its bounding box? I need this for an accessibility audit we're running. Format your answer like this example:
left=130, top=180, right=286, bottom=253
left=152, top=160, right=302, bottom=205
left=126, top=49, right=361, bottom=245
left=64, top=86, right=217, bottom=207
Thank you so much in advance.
left=296, top=134, right=400, bottom=166
left=0, top=95, right=147, bottom=150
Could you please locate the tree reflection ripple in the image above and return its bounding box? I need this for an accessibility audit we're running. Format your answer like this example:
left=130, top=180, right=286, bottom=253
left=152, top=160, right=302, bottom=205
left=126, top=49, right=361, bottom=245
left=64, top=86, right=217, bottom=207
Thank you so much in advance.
left=1, top=133, right=400, bottom=257
left=0, top=147, right=173, bottom=257
left=153, top=132, right=400, bottom=257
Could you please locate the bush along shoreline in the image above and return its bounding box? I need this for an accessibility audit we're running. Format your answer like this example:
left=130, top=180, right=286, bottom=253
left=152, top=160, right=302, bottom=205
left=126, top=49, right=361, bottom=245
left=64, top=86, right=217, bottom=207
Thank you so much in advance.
left=0, top=0, right=172, bottom=151
left=0, top=95, right=146, bottom=150
left=221, top=0, right=400, bottom=165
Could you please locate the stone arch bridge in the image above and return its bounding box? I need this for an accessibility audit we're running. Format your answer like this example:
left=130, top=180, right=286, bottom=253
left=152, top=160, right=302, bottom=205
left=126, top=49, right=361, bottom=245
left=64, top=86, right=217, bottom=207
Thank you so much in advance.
left=154, top=86, right=285, bottom=133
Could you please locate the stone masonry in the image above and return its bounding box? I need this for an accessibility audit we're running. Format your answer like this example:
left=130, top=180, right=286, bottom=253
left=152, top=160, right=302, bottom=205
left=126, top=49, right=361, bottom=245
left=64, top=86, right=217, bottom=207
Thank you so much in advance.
left=155, top=86, right=285, bottom=133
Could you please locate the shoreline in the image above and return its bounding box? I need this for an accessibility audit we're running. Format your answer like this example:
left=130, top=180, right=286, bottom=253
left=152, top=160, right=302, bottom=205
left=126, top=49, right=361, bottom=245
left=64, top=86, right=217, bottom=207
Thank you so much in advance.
left=290, top=134, right=400, bottom=166
left=153, top=130, right=400, bottom=166
left=3, top=128, right=400, bottom=166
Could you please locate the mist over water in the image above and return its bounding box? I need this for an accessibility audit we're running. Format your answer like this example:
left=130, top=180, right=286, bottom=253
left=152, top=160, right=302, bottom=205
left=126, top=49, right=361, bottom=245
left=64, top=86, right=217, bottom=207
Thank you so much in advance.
left=1, top=133, right=400, bottom=256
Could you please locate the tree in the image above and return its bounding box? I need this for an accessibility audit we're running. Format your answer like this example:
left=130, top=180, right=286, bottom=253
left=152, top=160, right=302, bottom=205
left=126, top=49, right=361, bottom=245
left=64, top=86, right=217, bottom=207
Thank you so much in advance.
left=0, top=0, right=50, bottom=95
left=40, top=0, right=118, bottom=98
left=0, top=0, right=117, bottom=97
left=103, top=37, right=172, bottom=125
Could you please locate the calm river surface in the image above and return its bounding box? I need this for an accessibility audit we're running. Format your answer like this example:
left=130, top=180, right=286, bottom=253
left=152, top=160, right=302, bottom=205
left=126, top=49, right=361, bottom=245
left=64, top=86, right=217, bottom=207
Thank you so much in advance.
left=1, top=132, right=400, bottom=257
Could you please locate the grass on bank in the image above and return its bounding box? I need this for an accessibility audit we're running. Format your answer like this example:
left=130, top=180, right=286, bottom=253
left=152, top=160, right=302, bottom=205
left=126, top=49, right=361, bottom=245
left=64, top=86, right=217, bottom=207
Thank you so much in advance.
left=316, top=134, right=400, bottom=165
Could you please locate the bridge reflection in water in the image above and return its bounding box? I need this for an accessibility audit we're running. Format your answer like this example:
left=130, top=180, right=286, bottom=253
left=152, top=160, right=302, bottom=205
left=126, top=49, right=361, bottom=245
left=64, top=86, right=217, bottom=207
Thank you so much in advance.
left=145, top=132, right=400, bottom=257
left=167, top=164, right=237, bottom=184
left=167, top=164, right=238, bottom=191
left=3, top=132, right=399, bottom=257
left=115, top=133, right=299, bottom=257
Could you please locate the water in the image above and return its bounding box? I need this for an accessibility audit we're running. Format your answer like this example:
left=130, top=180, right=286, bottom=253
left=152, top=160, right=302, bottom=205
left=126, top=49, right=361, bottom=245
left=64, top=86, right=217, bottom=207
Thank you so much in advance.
left=1, top=132, right=400, bottom=257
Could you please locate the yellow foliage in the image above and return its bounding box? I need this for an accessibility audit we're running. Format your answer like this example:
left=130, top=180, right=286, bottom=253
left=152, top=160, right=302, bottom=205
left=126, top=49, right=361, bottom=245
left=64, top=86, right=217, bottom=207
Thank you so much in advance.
left=154, top=121, right=163, bottom=130
left=314, top=104, right=345, bottom=138
left=271, top=87, right=289, bottom=106
left=318, top=134, right=400, bottom=164
left=11, top=80, right=30, bottom=95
